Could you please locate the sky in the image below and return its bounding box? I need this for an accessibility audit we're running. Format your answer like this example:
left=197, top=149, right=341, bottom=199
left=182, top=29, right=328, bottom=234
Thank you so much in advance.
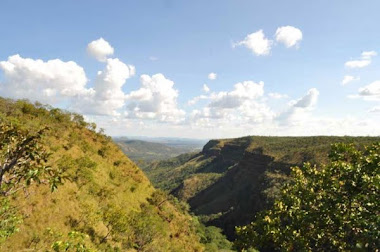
left=0, top=0, right=380, bottom=139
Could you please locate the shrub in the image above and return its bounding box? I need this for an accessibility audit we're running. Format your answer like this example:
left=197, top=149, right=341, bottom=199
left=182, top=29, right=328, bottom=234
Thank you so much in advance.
left=235, top=143, right=380, bottom=251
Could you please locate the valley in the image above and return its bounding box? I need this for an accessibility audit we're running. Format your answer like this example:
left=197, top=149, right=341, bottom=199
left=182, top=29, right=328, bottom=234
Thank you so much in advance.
left=142, top=136, right=380, bottom=239
left=1, top=2, right=380, bottom=250
left=114, top=137, right=206, bottom=163
left=1, top=97, right=379, bottom=251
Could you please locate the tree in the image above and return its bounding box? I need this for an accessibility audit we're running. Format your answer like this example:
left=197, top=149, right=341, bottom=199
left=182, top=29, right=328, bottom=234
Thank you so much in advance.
left=51, top=231, right=95, bottom=252
left=0, top=122, right=63, bottom=195
left=235, top=142, right=380, bottom=251
left=0, top=122, right=64, bottom=243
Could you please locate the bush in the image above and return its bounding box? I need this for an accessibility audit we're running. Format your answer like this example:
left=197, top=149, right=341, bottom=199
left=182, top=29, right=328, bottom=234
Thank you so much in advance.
left=235, top=142, right=380, bottom=251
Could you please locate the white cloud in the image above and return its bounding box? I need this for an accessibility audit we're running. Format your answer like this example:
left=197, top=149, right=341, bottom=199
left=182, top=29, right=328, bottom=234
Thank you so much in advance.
left=361, top=51, right=377, bottom=59
left=345, top=60, right=371, bottom=68
left=293, top=88, right=319, bottom=108
left=189, top=81, right=265, bottom=109
left=2, top=39, right=379, bottom=138
left=268, top=92, right=289, bottom=99
left=209, top=81, right=264, bottom=108
left=202, top=84, right=210, bottom=93
left=126, top=74, right=185, bottom=122
left=87, top=38, right=114, bottom=62
left=238, top=100, right=275, bottom=123
left=277, top=88, right=319, bottom=124
left=357, top=81, right=380, bottom=100
left=369, top=106, right=380, bottom=113
left=275, top=26, right=303, bottom=48
left=208, top=72, right=217, bottom=80
left=188, top=95, right=209, bottom=106
left=72, top=58, right=135, bottom=116
left=345, top=50, right=377, bottom=68
left=341, top=75, right=360, bottom=86
left=188, top=80, right=273, bottom=126
left=234, top=30, right=272, bottom=56
left=0, top=54, right=89, bottom=105
left=149, top=56, right=158, bottom=61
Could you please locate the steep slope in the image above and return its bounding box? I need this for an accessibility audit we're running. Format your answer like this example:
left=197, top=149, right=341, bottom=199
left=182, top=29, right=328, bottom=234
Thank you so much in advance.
left=145, top=136, right=380, bottom=239
left=0, top=98, right=205, bottom=251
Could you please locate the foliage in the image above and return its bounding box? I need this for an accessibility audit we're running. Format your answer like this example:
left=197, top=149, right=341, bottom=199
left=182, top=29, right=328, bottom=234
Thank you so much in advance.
left=0, top=98, right=205, bottom=251
left=0, top=123, right=64, bottom=195
left=0, top=198, right=22, bottom=243
left=235, top=142, right=380, bottom=251
left=144, top=136, right=380, bottom=240
left=51, top=231, right=95, bottom=252
left=0, top=120, right=65, bottom=244
left=195, top=221, right=233, bottom=251
left=100, top=204, right=129, bottom=244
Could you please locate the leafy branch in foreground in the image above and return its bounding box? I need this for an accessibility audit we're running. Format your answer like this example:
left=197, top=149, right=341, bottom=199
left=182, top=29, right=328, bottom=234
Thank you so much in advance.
left=235, top=142, right=380, bottom=251
left=0, top=122, right=66, bottom=243
left=0, top=122, right=64, bottom=195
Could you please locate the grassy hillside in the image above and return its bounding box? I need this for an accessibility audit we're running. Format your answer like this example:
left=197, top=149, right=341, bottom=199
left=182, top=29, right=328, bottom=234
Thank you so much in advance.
left=0, top=97, right=209, bottom=251
left=145, top=136, right=380, bottom=239
left=114, top=139, right=199, bottom=163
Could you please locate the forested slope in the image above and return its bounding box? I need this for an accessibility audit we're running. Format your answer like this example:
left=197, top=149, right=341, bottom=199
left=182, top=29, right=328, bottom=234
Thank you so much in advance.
left=145, top=136, right=380, bottom=239
left=0, top=97, right=207, bottom=251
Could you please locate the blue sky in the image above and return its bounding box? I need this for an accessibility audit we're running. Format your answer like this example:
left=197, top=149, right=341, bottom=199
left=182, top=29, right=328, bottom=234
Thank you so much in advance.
left=0, top=0, right=379, bottom=138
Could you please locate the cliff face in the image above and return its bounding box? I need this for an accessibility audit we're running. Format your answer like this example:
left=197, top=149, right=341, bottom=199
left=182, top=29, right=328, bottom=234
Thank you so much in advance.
left=150, top=137, right=291, bottom=239
left=144, top=135, right=380, bottom=240
left=189, top=151, right=288, bottom=239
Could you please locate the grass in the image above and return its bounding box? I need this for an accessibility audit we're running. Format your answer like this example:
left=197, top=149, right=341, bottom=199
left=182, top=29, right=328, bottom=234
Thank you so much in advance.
left=0, top=97, right=209, bottom=251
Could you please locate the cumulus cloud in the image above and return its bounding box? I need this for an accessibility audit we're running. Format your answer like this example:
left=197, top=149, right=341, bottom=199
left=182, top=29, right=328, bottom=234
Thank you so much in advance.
left=234, top=30, right=272, bottom=56
left=209, top=81, right=264, bottom=108
left=341, top=75, right=359, bottom=86
left=277, top=88, right=319, bottom=125
left=72, top=58, right=135, bottom=116
left=0, top=54, right=89, bottom=105
left=203, top=84, right=210, bottom=93
left=275, top=26, right=303, bottom=48
left=188, top=80, right=273, bottom=126
left=357, top=81, right=380, bottom=100
left=208, top=72, right=217, bottom=80
left=268, top=92, right=289, bottom=99
left=345, top=51, right=377, bottom=68
left=126, top=74, right=185, bottom=122
left=361, top=51, right=377, bottom=59
left=293, top=88, right=319, bottom=108
left=345, top=59, right=371, bottom=68
left=188, top=95, right=209, bottom=106
left=369, top=106, right=380, bottom=113
left=87, top=38, right=114, bottom=62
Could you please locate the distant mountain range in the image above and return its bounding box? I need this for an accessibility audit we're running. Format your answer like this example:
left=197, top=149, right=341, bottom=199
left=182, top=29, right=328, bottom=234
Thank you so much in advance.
left=113, top=137, right=207, bottom=162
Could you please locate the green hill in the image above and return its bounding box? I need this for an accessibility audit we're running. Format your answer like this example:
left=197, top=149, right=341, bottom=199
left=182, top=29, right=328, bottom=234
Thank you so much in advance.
left=0, top=97, right=212, bottom=251
left=144, top=135, right=380, bottom=239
